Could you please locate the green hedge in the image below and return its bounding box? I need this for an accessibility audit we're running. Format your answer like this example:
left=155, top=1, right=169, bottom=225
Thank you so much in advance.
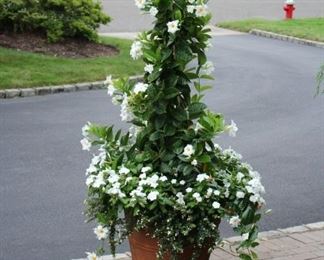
left=0, top=0, right=110, bottom=42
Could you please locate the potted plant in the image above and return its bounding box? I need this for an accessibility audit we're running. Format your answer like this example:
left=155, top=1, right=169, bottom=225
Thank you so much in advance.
left=81, top=0, right=267, bottom=259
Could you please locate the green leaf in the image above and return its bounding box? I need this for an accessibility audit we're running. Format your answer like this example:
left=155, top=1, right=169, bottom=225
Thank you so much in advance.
left=183, top=165, right=193, bottom=175
left=197, top=154, right=211, bottom=163
left=164, top=87, right=179, bottom=99
left=239, top=253, right=253, bottom=260
left=164, top=124, right=176, bottom=136
left=171, top=108, right=188, bottom=121
left=149, top=131, right=162, bottom=141
left=161, top=48, right=172, bottom=62
left=160, top=162, right=171, bottom=173
left=188, top=102, right=207, bottom=119
left=154, top=115, right=166, bottom=129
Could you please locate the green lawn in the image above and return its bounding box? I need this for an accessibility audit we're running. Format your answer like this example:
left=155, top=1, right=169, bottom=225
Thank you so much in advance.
left=218, top=17, right=324, bottom=42
left=0, top=37, right=143, bottom=89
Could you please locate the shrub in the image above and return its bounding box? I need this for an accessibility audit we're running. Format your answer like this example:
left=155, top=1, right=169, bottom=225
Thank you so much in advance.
left=0, top=0, right=110, bottom=42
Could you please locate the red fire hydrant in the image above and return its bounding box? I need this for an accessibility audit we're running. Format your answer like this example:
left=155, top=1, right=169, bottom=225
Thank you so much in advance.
left=283, top=0, right=295, bottom=19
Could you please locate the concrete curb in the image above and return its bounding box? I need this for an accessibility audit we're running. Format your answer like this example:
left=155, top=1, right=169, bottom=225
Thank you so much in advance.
left=73, top=221, right=324, bottom=260
left=0, top=75, right=143, bottom=99
left=249, top=29, right=324, bottom=48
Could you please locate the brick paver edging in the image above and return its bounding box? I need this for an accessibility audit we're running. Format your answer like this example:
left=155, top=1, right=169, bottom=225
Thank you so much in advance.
left=249, top=29, right=324, bottom=49
left=73, top=221, right=324, bottom=260
left=0, top=75, right=143, bottom=99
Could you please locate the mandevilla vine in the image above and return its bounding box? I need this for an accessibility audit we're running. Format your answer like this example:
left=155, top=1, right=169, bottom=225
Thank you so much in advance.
left=81, top=0, right=267, bottom=259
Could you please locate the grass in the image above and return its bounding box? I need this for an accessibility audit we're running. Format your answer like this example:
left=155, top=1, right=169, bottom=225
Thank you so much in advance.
left=217, top=17, right=324, bottom=42
left=0, top=37, right=143, bottom=89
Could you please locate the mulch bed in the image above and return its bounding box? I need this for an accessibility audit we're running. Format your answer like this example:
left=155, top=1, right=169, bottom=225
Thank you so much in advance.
left=0, top=32, right=119, bottom=58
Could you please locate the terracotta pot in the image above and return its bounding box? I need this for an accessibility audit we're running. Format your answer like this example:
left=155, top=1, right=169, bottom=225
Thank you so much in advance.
left=129, top=230, right=212, bottom=260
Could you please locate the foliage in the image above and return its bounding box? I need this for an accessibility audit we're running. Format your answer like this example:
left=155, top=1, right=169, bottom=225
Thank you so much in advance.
left=81, top=0, right=267, bottom=259
left=218, top=17, right=324, bottom=42
left=0, top=0, right=110, bottom=42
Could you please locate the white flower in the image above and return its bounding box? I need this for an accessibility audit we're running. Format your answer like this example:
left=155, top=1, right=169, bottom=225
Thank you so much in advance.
left=147, top=191, right=159, bottom=201
left=214, top=143, right=222, bottom=151
left=195, top=4, right=209, bottom=17
left=179, top=180, right=186, bottom=185
left=167, top=20, right=180, bottom=34
left=249, top=194, right=259, bottom=203
left=247, top=177, right=265, bottom=195
left=236, top=172, right=245, bottom=182
left=86, top=252, right=100, bottom=260
left=229, top=216, right=241, bottom=228
left=223, top=148, right=242, bottom=160
left=191, top=159, right=198, bottom=166
left=144, top=64, right=154, bottom=74
left=120, top=94, right=133, bottom=121
left=133, top=82, right=148, bottom=94
left=94, top=225, right=108, bottom=240
left=187, top=5, right=195, bottom=13
left=107, top=84, right=115, bottom=96
left=139, top=173, right=146, bottom=179
left=82, top=122, right=91, bottom=137
left=241, top=233, right=249, bottom=240
left=186, top=187, right=193, bottom=193
left=201, top=61, right=214, bottom=75
left=86, top=175, right=96, bottom=186
left=119, top=165, right=130, bottom=174
left=141, top=166, right=152, bottom=173
left=149, top=6, right=158, bottom=16
left=112, top=96, right=119, bottom=105
left=134, top=0, right=146, bottom=9
left=188, top=0, right=196, bottom=3
left=80, top=138, right=91, bottom=151
left=192, top=192, right=202, bottom=202
left=104, top=75, right=113, bottom=85
left=206, top=188, right=213, bottom=198
left=92, top=172, right=106, bottom=188
left=214, top=190, right=220, bottom=196
left=212, top=201, right=220, bottom=209
left=107, top=169, right=119, bottom=183
left=196, top=173, right=209, bottom=182
left=105, top=76, right=115, bottom=96
left=183, top=144, right=195, bottom=157
left=160, top=176, right=168, bottom=182
left=125, top=176, right=133, bottom=183
left=130, top=41, right=143, bottom=60
left=225, top=120, right=238, bottom=137
left=176, top=192, right=185, bottom=205
left=236, top=191, right=245, bottom=199
left=171, top=179, right=177, bottom=184
left=86, top=164, right=97, bottom=175
left=146, top=174, right=159, bottom=188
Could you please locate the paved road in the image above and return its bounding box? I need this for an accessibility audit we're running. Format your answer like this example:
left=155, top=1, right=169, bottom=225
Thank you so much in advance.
left=100, top=0, right=324, bottom=32
left=1, top=35, right=324, bottom=260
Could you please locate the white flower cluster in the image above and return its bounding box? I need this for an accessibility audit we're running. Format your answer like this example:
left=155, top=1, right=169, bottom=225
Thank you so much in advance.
left=120, top=94, right=133, bottom=122
left=130, top=41, right=143, bottom=60
left=129, top=167, right=166, bottom=202
left=246, top=171, right=265, bottom=205
left=186, top=0, right=209, bottom=17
